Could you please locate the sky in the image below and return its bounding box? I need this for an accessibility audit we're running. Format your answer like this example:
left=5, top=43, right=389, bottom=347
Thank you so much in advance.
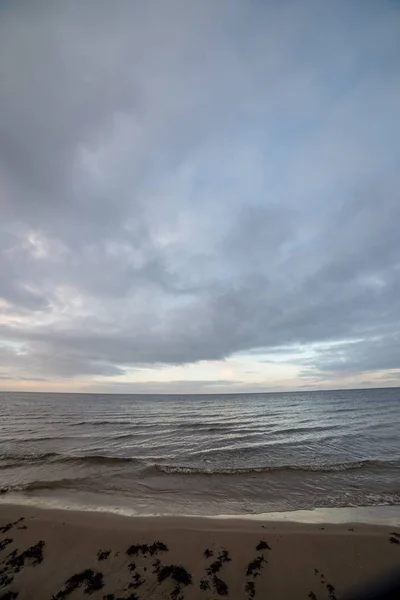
left=0, top=0, right=400, bottom=394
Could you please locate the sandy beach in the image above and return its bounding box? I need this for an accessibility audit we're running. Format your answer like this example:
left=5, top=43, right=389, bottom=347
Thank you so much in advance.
left=0, top=505, right=399, bottom=600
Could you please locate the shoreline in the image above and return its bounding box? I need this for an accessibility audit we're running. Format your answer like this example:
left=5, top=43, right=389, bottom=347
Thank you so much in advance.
left=1, top=503, right=400, bottom=599
left=1, top=494, right=400, bottom=526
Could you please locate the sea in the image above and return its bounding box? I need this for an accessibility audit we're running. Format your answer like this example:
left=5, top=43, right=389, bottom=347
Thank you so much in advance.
left=0, top=388, right=399, bottom=516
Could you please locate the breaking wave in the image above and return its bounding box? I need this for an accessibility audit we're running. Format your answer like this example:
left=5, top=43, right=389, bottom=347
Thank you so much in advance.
left=148, top=459, right=395, bottom=476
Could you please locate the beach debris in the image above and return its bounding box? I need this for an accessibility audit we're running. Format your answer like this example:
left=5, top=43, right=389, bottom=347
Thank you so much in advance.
left=156, top=564, right=192, bottom=600
left=256, top=540, right=271, bottom=551
left=202, top=547, right=231, bottom=596
left=152, top=559, right=161, bottom=574
left=170, top=585, right=184, bottom=600
left=0, top=540, right=12, bottom=554
left=245, top=581, right=255, bottom=599
left=206, top=560, right=221, bottom=575
left=0, top=520, right=24, bottom=536
left=150, top=541, right=168, bottom=554
left=127, top=572, right=144, bottom=589
left=389, top=536, right=399, bottom=544
left=157, top=565, right=192, bottom=586
left=97, top=550, right=111, bottom=561
left=314, top=571, right=336, bottom=600
left=126, top=541, right=168, bottom=557
left=53, top=569, right=104, bottom=598
left=390, top=531, right=400, bottom=538
left=218, top=549, right=231, bottom=563
left=128, top=561, right=136, bottom=572
left=5, top=541, right=44, bottom=572
left=199, top=577, right=210, bottom=590
left=0, top=592, right=18, bottom=600
left=126, top=544, right=149, bottom=556
left=246, top=555, right=266, bottom=577
left=0, top=574, right=14, bottom=588
left=348, top=528, right=354, bottom=532
left=212, top=575, right=228, bottom=596
left=327, top=582, right=337, bottom=599
left=206, top=548, right=231, bottom=577
left=245, top=552, right=267, bottom=600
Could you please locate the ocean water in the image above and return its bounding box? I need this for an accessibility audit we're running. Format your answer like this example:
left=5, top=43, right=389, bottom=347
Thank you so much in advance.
left=0, top=388, right=399, bottom=515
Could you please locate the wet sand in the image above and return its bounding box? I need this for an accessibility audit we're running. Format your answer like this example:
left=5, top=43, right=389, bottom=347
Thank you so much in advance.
left=0, top=504, right=400, bottom=600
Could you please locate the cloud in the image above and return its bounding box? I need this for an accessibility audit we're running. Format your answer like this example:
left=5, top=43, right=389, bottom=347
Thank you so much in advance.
left=0, top=0, right=399, bottom=388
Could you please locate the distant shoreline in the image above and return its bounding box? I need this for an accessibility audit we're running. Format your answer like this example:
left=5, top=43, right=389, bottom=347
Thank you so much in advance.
left=1, top=385, right=400, bottom=396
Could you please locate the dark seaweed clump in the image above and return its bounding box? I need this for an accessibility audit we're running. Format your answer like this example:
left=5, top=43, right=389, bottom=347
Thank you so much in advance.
left=206, top=560, right=221, bottom=575
left=0, top=574, right=13, bottom=588
left=0, top=592, right=19, bottom=600
left=206, top=548, right=231, bottom=576
left=246, top=556, right=266, bottom=577
left=202, top=548, right=230, bottom=596
left=52, top=569, right=104, bottom=598
left=212, top=575, right=228, bottom=596
left=152, top=559, right=161, bottom=574
left=126, top=541, right=168, bottom=557
left=6, top=541, right=45, bottom=572
left=97, top=550, right=111, bottom=561
left=327, top=582, right=337, bottom=600
left=128, top=561, right=136, bottom=572
left=0, top=540, right=12, bottom=554
left=0, top=540, right=43, bottom=598
left=255, top=540, right=271, bottom=551
left=245, top=551, right=267, bottom=599
left=0, top=520, right=24, bottom=536
left=200, top=578, right=210, bottom=590
left=390, top=531, right=400, bottom=538
left=127, top=572, right=144, bottom=590
left=245, top=581, right=255, bottom=599
left=218, top=549, right=231, bottom=564
left=157, top=565, right=192, bottom=586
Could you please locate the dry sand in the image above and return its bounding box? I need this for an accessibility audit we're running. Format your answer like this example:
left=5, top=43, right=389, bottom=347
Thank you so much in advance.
left=0, top=504, right=399, bottom=599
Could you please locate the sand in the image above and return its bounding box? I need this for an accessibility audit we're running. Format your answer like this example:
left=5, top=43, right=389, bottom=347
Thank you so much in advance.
left=0, top=504, right=400, bottom=600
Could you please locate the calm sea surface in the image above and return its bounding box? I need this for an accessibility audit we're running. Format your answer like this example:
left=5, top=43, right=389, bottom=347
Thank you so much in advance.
left=0, top=389, right=399, bottom=515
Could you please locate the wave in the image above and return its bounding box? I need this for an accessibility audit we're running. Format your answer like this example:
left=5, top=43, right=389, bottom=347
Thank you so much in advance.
left=148, top=459, right=395, bottom=476
left=0, top=452, right=59, bottom=467
left=0, top=452, right=138, bottom=468
left=175, top=423, right=233, bottom=431
left=64, top=454, right=135, bottom=465
left=68, top=420, right=162, bottom=429
left=0, top=477, right=87, bottom=493
left=68, top=420, right=136, bottom=427
left=1, top=452, right=398, bottom=476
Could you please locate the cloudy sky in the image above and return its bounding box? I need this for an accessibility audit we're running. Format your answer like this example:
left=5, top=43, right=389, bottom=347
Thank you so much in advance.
left=0, top=0, right=399, bottom=394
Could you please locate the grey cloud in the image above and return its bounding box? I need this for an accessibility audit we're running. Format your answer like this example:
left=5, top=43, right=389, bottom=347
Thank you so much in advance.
left=300, top=334, right=400, bottom=378
left=0, top=1, right=400, bottom=384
